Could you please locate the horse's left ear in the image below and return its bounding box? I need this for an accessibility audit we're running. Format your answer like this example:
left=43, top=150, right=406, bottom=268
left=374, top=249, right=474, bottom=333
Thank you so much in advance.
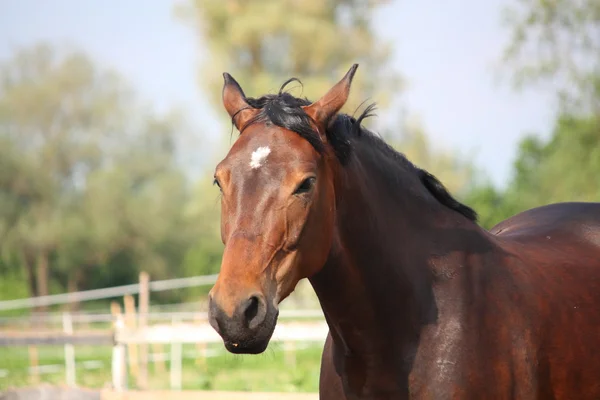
left=302, top=64, right=358, bottom=138
left=222, top=73, right=257, bottom=132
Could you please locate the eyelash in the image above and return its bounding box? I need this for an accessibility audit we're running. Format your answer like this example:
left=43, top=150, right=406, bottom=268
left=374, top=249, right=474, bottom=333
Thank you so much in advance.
left=294, top=177, right=316, bottom=195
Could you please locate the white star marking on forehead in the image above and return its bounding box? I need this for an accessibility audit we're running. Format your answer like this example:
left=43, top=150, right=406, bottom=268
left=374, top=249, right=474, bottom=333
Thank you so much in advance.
left=249, top=146, right=271, bottom=169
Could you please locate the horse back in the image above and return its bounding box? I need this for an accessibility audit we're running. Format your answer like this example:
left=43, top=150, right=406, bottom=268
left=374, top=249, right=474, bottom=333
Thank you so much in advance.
left=485, top=202, right=600, bottom=398
left=490, top=202, right=600, bottom=249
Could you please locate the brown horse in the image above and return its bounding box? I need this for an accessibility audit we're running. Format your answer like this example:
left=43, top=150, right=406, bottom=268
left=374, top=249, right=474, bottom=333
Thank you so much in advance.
left=207, top=64, right=600, bottom=399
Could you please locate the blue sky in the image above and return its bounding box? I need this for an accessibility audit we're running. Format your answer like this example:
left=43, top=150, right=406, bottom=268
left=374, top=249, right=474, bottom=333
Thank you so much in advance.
left=0, top=0, right=556, bottom=188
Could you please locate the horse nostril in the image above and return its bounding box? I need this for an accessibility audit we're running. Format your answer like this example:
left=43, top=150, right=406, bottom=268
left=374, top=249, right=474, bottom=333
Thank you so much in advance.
left=244, top=295, right=260, bottom=323
left=242, top=294, right=267, bottom=330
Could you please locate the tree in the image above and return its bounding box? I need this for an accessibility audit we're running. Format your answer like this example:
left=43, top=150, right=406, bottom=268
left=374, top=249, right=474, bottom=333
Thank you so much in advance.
left=468, top=112, right=600, bottom=229
left=180, top=175, right=224, bottom=297
left=0, top=43, right=121, bottom=299
left=175, top=0, right=402, bottom=118
left=466, top=0, right=600, bottom=230
left=0, top=43, right=196, bottom=303
left=510, top=114, right=600, bottom=203
left=500, top=0, right=600, bottom=113
left=0, top=137, right=53, bottom=297
left=383, top=115, right=478, bottom=197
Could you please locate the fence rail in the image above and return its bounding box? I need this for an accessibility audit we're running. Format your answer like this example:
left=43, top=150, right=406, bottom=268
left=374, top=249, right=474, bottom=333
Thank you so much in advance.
left=110, top=321, right=328, bottom=391
left=114, top=321, right=328, bottom=345
left=0, top=309, right=324, bottom=325
left=0, top=331, right=114, bottom=346
left=0, top=274, right=219, bottom=311
left=0, top=271, right=327, bottom=393
left=0, top=320, right=328, bottom=347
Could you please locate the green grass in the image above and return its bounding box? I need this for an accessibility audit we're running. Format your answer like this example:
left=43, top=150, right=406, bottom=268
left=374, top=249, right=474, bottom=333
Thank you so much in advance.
left=0, top=342, right=323, bottom=392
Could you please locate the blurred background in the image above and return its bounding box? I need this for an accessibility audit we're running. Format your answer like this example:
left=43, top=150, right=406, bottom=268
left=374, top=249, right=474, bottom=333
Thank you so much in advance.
left=0, top=0, right=598, bottom=398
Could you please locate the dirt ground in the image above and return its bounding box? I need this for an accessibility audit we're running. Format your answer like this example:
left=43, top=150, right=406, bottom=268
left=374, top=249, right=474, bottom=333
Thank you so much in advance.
left=103, top=390, right=319, bottom=400
left=0, top=386, right=100, bottom=400
left=0, top=387, right=318, bottom=400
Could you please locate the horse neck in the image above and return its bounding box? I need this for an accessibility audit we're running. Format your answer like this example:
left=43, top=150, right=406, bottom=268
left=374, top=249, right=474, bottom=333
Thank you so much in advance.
left=309, top=146, right=491, bottom=381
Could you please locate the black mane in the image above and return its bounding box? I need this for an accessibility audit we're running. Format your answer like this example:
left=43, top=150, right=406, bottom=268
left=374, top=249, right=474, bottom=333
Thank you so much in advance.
left=237, top=79, right=477, bottom=222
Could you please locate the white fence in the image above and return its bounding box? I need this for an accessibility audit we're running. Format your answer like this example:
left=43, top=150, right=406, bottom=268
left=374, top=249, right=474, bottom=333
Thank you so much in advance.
left=0, top=309, right=324, bottom=327
left=0, top=274, right=219, bottom=311
left=0, top=272, right=328, bottom=392
left=112, top=321, right=329, bottom=391
left=0, top=318, right=328, bottom=391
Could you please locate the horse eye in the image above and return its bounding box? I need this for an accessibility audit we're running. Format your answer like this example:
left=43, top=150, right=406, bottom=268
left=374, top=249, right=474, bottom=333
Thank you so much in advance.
left=213, top=178, right=222, bottom=190
left=294, top=177, right=316, bottom=195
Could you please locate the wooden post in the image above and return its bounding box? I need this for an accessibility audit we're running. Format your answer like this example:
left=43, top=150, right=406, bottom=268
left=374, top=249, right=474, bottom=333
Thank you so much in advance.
left=28, top=345, right=39, bottom=384
left=28, top=311, right=42, bottom=384
left=111, top=301, right=127, bottom=391
left=123, top=294, right=139, bottom=385
left=151, top=342, right=166, bottom=374
left=194, top=313, right=207, bottom=371
left=170, top=316, right=182, bottom=391
left=62, top=312, right=76, bottom=386
left=138, top=271, right=149, bottom=389
left=284, top=341, right=296, bottom=368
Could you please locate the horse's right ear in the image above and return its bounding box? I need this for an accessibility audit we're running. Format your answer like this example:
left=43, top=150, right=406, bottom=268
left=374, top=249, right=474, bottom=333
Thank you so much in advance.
left=302, top=64, right=358, bottom=138
left=222, top=73, right=257, bottom=132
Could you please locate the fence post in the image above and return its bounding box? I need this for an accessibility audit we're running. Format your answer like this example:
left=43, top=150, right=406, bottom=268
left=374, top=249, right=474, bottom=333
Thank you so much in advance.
left=284, top=341, right=296, bottom=368
left=138, top=271, right=149, bottom=390
left=194, top=313, right=207, bottom=371
left=62, top=312, right=76, bottom=386
left=124, top=294, right=139, bottom=385
left=28, top=345, right=39, bottom=384
left=111, top=301, right=127, bottom=391
left=170, top=316, right=182, bottom=391
left=151, top=342, right=166, bottom=374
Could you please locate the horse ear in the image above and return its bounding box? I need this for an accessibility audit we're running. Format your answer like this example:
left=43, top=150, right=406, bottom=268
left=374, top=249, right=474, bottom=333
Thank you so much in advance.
left=302, top=64, right=358, bottom=137
left=222, top=73, right=257, bottom=131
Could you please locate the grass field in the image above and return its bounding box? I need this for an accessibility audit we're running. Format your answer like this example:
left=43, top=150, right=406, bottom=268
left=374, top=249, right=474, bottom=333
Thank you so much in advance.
left=0, top=342, right=323, bottom=392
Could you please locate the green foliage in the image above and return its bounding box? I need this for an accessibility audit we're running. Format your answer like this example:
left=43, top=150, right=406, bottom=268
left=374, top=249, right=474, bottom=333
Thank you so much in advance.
left=467, top=113, right=600, bottom=229
left=383, top=117, right=478, bottom=197
left=0, top=43, right=202, bottom=302
left=181, top=176, right=224, bottom=287
left=510, top=114, right=600, bottom=203
left=0, top=268, right=29, bottom=306
left=0, top=343, right=323, bottom=391
left=501, top=0, right=600, bottom=112
left=463, top=184, right=514, bottom=230
left=469, top=0, right=600, bottom=228
left=175, top=0, right=402, bottom=118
